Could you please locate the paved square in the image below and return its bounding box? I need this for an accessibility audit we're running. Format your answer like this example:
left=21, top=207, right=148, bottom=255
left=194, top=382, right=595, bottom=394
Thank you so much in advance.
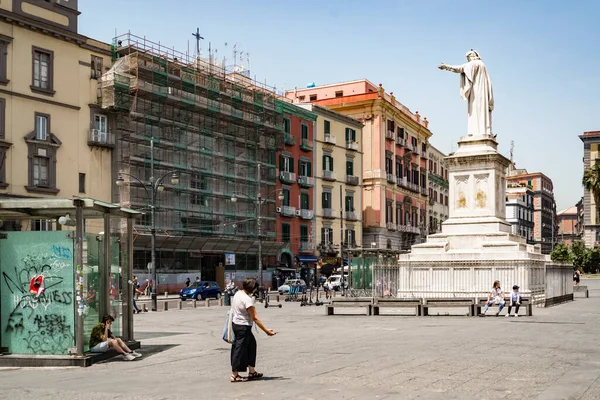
left=1, top=281, right=599, bottom=400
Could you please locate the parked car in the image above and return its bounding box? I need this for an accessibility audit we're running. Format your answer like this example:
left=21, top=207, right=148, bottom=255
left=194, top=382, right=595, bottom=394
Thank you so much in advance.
left=326, top=275, right=348, bottom=291
left=278, top=279, right=306, bottom=295
left=179, top=281, right=222, bottom=300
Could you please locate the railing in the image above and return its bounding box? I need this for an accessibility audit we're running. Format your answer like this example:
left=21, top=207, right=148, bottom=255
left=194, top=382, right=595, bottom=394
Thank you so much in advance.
left=324, top=135, right=336, bottom=144
left=279, top=171, right=296, bottom=183
left=346, top=211, right=359, bottom=221
left=408, top=182, right=420, bottom=193
left=385, top=130, right=395, bottom=140
left=397, top=176, right=407, bottom=188
left=322, top=170, right=336, bottom=181
left=299, top=241, right=316, bottom=251
left=300, top=138, right=313, bottom=151
left=386, top=173, right=395, bottom=183
left=420, top=187, right=427, bottom=195
left=397, top=224, right=420, bottom=234
left=397, top=224, right=404, bottom=231
left=346, top=175, right=359, bottom=186
left=300, top=209, right=314, bottom=220
left=421, top=151, right=428, bottom=159
left=386, top=222, right=396, bottom=231
left=88, top=129, right=115, bottom=148
left=322, top=208, right=335, bottom=218
left=281, top=205, right=296, bottom=217
left=298, top=175, right=315, bottom=187
left=396, top=137, right=406, bottom=147
left=346, top=141, right=358, bottom=151
left=284, top=134, right=296, bottom=146
left=410, top=144, right=419, bottom=154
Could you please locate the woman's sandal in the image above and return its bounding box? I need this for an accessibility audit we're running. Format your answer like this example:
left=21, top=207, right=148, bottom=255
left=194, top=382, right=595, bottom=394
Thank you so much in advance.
left=248, top=371, right=263, bottom=379
left=231, top=375, right=248, bottom=383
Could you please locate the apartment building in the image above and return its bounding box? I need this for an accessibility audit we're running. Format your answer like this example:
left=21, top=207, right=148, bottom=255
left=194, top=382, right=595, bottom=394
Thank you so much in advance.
left=505, top=184, right=534, bottom=243
left=556, top=198, right=583, bottom=246
left=277, top=102, right=317, bottom=272
left=297, top=103, right=363, bottom=271
left=579, top=130, right=600, bottom=247
left=427, top=145, right=449, bottom=234
left=286, top=80, right=432, bottom=250
left=506, top=169, right=557, bottom=253
left=0, top=0, right=113, bottom=232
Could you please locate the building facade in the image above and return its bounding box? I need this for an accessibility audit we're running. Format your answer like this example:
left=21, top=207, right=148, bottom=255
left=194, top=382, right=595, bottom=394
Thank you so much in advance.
left=286, top=80, right=432, bottom=250
left=556, top=199, right=583, bottom=246
left=276, top=102, right=317, bottom=274
left=579, top=130, right=600, bottom=247
left=506, top=169, right=557, bottom=253
left=297, top=103, right=363, bottom=272
left=427, top=145, right=449, bottom=234
left=505, top=184, right=534, bottom=243
left=0, top=0, right=113, bottom=232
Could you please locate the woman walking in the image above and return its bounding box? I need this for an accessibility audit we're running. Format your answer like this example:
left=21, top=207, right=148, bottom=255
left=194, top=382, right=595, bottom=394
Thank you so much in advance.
left=230, top=277, right=276, bottom=382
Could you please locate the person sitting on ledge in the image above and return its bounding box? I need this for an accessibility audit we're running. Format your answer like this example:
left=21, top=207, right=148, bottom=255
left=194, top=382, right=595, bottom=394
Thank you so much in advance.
left=89, top=314, right=142, bottom=361
left=479, top=280, right=505, bottom=317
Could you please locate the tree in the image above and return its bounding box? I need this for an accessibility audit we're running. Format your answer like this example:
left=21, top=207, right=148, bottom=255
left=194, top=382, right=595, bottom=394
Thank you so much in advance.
left=582, top=164, right=600, bottom=225
left=550, top=243, right=571, bottom=263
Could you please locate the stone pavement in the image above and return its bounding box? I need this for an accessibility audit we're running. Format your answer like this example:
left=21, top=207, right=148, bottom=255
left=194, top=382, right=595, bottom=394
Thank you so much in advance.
left=1, top=280, right=599, bottom=400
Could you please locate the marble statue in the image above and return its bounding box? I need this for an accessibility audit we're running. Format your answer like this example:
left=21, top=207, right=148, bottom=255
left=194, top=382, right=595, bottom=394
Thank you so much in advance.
left=438, top=50, right=494, bottom=136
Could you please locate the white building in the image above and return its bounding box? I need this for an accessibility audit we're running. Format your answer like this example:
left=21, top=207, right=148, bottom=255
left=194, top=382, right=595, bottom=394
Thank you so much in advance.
left=505, top=185, right=534, bottom=243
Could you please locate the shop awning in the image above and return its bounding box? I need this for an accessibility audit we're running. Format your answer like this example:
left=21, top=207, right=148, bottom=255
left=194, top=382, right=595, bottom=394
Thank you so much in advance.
left=276, top=267, right=296, bottom=272
left=296, top=255, right=318, bottom=263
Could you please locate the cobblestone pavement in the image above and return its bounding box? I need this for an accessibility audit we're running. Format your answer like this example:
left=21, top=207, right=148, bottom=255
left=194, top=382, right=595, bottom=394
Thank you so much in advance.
left=1, top=280, right=599, bottom=400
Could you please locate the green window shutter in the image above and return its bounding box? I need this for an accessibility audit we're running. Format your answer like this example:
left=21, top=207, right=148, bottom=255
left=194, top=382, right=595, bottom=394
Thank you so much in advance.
left=352, top=129, right=356, bottom=141
left=324, top=120, right=330, bottom=134
left=322, top=192, right=326, bottom=208
left=301, top=193, right=309, bottom=209
left=289, top=157, right=294, bottom=173
left=307, top=161, right=312, bottom=177
left=321, top=227, right=325, bottom=243
left=301, top=124, right=308, bottom=139
left=322, top=154, right=327, bottom=170
left=279, top=155, right=284, bottom=170
left=346, top=160, right=353, bottom=176
left=345, top=127, right=350, bottom=142
left=345, top=196, right=351, bottom=212
left=329, top=156, right=334, bottom=172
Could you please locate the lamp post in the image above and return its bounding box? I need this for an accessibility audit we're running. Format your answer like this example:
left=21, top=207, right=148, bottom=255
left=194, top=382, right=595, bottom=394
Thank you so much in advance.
left=231, top=163, right=284, bottom=299
left=116, top=138, right=181, bottom=312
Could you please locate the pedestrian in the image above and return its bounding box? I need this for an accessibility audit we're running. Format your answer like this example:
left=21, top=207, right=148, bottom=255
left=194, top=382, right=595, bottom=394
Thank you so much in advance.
left=185, top=277, right=191, bottom=288
left=479, top=280, right=505, bottom=317
left=230, top=277, right=276, bottom=382
left=573, top=268, right=581, bottom=286
left=506, top=285, right=521, bottom=318
left=132, top=276, right=141, bottom=314
left=195, top=276, right=201, bottom=284
left=89, top=314, right=142, bottom=361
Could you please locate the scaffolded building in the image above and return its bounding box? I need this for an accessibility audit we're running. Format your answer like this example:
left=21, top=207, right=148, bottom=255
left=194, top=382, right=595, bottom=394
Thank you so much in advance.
left=99, top=33, right=286, bottom=279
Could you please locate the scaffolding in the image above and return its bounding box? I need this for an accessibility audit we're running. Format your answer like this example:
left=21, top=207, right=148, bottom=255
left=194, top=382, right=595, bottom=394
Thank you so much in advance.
left=99, top=33, right=286, bottom=255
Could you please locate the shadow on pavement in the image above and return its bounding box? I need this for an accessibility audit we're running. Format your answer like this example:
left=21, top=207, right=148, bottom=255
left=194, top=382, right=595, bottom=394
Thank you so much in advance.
left=95, top=344, right=179, bottom=364
left=135, top=331, right=187, bottom=340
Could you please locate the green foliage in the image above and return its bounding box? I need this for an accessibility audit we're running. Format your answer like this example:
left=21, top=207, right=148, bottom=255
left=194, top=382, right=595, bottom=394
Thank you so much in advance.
left=550, top=243, right=571, bottom=262
left=571, top=240, right=587, bottom=271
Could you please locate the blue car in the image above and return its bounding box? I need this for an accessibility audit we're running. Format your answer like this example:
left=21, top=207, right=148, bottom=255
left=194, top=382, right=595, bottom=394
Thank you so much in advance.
left=180, top=281, right=222, bottom=301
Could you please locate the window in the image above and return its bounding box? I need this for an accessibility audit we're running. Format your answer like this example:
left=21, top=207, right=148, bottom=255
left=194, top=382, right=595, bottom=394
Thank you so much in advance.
left=397, top=127, right=404, bottom=139
left=396, top=160, right=402, bottom=177
left=0, top=36, right=11, bottom=84
left=345, top=195, right=354, bottom=212
left=32, top=219, right=52, bottom=231
left=280, top=155, right=294, bottom=172
left=324, top=120, right=330, bottom=135
left=281, top=223, right=291, bottom=243
left=322, top=154, right=333, bottom=171
left=91, top=55, right=103, bottom=79
left=309, top=94, right=317, bottom=101
left=345, top=128, right=356, bottom=142
left=321, top=227, right=333, bottom=244
left=0, top=97, right=5, bottom=139
left=79, top=173, right=85, bottom=193
left=386, top=201, right=393, bottom=223
left=322, top=191, right=331, bottom=209
left=345, top=229, right=356, bottom=246
left=346, top=159, right=354, bottom=176
left=33, top=156, right=49, bottom=187
left=300, top=193, right=309, bottom=210
left=35, top=114, right=48, bottom=140
left=396, top=204, right=403, bottom=225
left=300, top=225, right=309, bottom=243
left=283, top=118, right=290, bottom=134
left=32, top=47, right=54, bottom=94
left=411, top=136, right=418, bottom=148
left=301, top=124, right=308, bottom=140
left=335, top=91, right=343, bottom=98
left=299, top=160, right=312, bottom=177
left=387, top=120, right=395, bottom=132
left=298, top=95, right=305, bottom=101
left=94, top=114, right=108, bottom=143
left=385, top=157, right=392, bottom=174
left=282, top=189, right=290, bottom=206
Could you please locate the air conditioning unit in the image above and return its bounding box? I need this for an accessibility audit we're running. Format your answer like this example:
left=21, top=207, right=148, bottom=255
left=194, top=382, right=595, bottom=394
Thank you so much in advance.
left=295, top=210, right=301, bottom=216
left=279, top=174, right=285, bottom=180
left=276, top=207, right=282, bottom=213
left=91, top=129, right=100, bottom=141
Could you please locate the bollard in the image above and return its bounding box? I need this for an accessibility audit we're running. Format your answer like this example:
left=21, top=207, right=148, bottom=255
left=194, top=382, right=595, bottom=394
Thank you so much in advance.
left=219, top=297, right=224, bottom=306
left=142, top=303, right=148, bottom=312
left=193, top=300, right=197, bottom=308
left=163, top=301, right=168, bottom=311
left=205, top=299, right=210, bottom=308
left=178, top=300, right=183, bottom=310
left=165, top=292, right=168, bottom=298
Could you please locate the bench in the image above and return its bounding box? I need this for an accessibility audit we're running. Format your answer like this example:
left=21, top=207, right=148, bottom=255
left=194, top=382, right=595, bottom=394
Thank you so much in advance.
left=474, top=297, right=532, bottom=316
left=372, top=298, right=422, bottom=316
left=422, top=298, right=475, bottom=316
left=326, top=298, right=373, bottom=316
left=573, top=285, right=589, bottom=298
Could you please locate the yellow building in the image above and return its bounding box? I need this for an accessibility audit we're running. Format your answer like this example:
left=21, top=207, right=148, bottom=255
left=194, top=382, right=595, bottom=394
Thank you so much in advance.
left=0, top=0, right=112, bottom=231
left=297, top=104, right=363, bottom=266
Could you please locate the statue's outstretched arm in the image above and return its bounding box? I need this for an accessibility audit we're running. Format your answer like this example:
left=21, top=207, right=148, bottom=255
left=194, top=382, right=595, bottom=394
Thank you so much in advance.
left=438, top=63, right=463, bottom=73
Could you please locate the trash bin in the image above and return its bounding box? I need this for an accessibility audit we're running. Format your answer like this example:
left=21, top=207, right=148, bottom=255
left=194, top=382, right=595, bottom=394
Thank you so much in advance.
left=224, top=291, right=231, bottom=306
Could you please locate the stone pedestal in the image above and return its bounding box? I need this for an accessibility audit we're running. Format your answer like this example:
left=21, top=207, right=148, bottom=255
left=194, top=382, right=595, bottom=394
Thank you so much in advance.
left=397, top=134, right=572, bottom=305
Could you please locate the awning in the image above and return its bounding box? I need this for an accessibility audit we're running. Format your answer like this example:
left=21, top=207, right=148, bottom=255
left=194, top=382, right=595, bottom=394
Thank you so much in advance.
left=276, top=267, right=296, bottom=272
left=296, top=255, right=318, bottom=263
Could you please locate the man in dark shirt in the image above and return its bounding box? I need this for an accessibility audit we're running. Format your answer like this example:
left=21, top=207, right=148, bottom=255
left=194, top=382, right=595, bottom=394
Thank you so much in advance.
left=89, top=314, right=141, bottom=361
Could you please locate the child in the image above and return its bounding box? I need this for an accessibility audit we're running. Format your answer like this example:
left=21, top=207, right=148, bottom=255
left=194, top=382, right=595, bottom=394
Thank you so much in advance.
left=479, top=280, right=505, bottom=317
left=506, top=285, right=521, bottom=317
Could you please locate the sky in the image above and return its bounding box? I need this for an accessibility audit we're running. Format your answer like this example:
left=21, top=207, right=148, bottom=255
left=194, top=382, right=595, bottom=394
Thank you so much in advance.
left=79, top=0, right=600, bottom=210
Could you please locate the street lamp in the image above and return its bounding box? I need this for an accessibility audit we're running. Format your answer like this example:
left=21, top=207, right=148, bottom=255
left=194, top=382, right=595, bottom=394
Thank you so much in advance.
left=116, top=163, right=181, bottom=312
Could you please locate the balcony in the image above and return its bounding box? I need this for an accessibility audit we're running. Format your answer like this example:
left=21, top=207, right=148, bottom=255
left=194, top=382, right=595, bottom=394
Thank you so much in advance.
left=421, top=151, right=428, bottom=159
left=324, top=135, right=336, bottom=145
left=346, top=175, right=359, bottom=186
left=397, top=176, right=408, bottom=188
left=322, top=170, right=336, bottom=181
left=386, top=222, right=396, bottom=231
left=300, top=138, right=313, bottom=151
left=299, top=241, right=316, bottom=252
left=279, top=171, right=296, bottom=184
left=300, top=209, right=314, bottom=220
left=396, top=137, right=406, bottom=147
left=421, top=187, right=427, bottom=196
left=386, top=173, right=395, bottom=183
left=406, top=182, right=419, bottom=193
left=88, top=129, right=115, bottom=149
left=298, top=175, right=315, bottom=187
left=346, top=211, right=359, bottom=221
left=284, top=134, right=296, bottom=146
left=322, top=208, right=335, bottom=218
left=346, top=141, right=358, bottom=151
left=280, top=205, right=296, bottom=217
left=410, top=144, right=420, bottom=155
left=398, top=224, right=420, bottom=234
left=385, top=130, right=395, bottom=140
